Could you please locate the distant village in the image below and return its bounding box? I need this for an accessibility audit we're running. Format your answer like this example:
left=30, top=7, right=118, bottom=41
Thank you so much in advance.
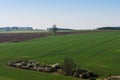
left=0, top=26, right=120, bottom=32
left=0, top=27, right=33, bottom=31
left=0, top=25, right=74, bottom=32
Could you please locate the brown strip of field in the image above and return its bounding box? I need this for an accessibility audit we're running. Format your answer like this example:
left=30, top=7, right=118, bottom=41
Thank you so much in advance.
left=0, top=32, right=51, bottom=43
left=0, top=30, right=116, bottom=43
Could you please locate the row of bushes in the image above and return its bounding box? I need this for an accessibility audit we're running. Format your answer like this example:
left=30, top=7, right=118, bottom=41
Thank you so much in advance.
left=7, top=60, right=60, bottom=73
left=7, top=58, right=98, bottom=79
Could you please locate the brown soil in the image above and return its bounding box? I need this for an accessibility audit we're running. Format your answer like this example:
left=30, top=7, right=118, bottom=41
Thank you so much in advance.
left=0, top=30, right=109, bottom=43
left=0, top=32, right=51, bottom=43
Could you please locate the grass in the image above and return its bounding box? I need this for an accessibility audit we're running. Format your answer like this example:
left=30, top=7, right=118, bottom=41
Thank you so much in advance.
left=0, top=31, right=120, bottom=80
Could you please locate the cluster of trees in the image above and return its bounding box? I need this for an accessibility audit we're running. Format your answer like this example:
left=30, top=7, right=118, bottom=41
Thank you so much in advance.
left=47, top=25, right=73, bottom=34
left=47, top=28, right=73, bottom=31
left=97, top=27, right=120, bottom=30
left=0, top=27, right=33, bottom=31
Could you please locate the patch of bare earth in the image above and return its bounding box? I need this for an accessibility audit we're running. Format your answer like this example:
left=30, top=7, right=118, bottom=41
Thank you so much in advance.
left=0, top=30, right=113, bottom=43
left=0, top=32, right=51, bottom=43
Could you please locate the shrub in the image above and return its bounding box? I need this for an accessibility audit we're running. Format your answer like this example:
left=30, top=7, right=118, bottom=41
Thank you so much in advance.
left=62, top=57, right=76, bottom=75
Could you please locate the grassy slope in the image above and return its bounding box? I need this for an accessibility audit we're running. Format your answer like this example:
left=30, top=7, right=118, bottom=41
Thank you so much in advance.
left=0, top=31, right=120, bottom=80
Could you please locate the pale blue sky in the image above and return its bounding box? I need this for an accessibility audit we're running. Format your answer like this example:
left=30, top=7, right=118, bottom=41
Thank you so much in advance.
left=0, top=0, right=120, bottom=29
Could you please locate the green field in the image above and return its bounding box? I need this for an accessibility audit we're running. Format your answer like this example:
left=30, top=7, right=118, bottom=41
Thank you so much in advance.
left=0, top=31, right=120, bottom=80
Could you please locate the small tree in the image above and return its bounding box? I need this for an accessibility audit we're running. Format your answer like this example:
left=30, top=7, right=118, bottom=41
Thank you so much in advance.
left=51, top=25, right=57, bottom=35
left=63, top=57, right=76, bottom=75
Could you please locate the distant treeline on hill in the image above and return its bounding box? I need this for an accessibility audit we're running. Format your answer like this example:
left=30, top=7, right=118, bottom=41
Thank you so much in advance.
left=0, top=27, right=33, bottom=31
left=97, top=27, right=120, bottom=30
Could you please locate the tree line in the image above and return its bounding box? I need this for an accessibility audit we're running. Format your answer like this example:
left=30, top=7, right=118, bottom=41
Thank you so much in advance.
left=97, top=27, right=120, bottom=30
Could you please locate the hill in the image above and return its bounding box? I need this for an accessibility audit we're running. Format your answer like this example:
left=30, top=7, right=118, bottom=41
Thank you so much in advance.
left=97, top=27, right=120, bottom=30
left=0, top=31, right=120, bottom=80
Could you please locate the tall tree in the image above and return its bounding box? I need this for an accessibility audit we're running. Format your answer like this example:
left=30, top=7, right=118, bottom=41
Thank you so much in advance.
left=51, top=25, right=57, bottom=35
